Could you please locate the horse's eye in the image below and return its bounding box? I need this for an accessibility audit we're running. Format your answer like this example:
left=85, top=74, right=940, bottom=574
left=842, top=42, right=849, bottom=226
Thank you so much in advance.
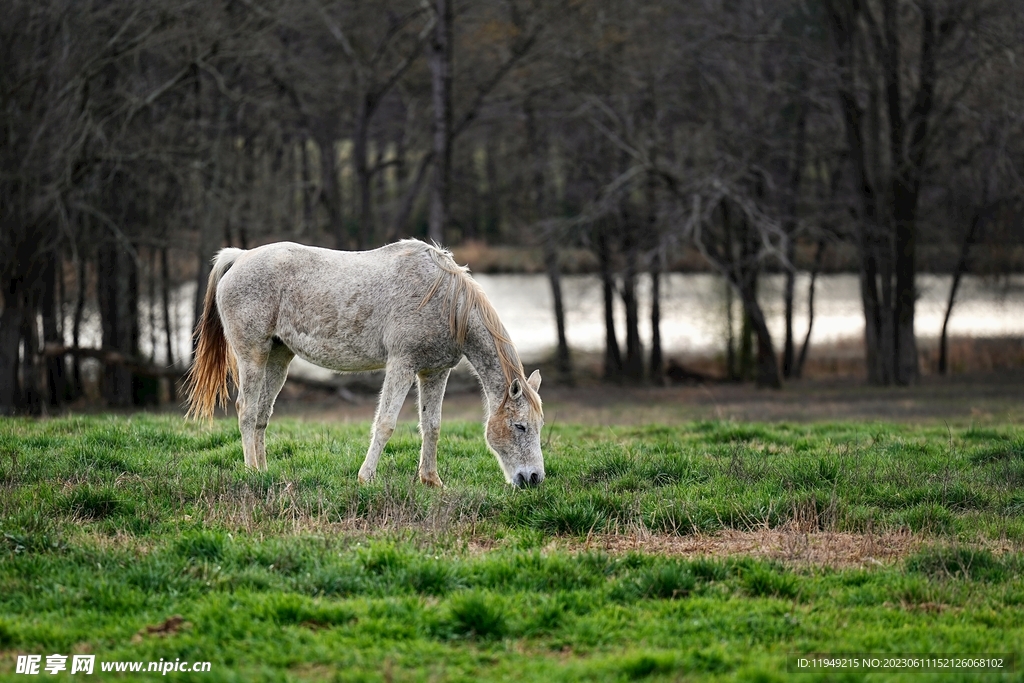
left=514, top=423, right=526, bottom=433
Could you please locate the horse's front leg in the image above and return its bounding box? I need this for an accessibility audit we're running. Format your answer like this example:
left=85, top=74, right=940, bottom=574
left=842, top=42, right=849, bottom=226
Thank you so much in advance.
left=416, top=368, right=451, bottom=487
left=358, top=362, right=415, bottom=484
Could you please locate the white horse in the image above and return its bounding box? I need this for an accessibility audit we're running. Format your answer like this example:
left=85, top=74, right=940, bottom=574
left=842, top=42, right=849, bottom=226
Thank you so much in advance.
left=184, top=239, right=545, bottom=487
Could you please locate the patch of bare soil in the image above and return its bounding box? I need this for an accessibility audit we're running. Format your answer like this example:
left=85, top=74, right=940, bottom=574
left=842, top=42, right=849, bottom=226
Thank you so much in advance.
left=131, top=615, right=191, bottom=644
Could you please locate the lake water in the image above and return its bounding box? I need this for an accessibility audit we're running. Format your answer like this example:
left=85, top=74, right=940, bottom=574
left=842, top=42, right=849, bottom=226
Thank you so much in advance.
left=67, top=273, right=1024, bottom=381
left=476, top=273, right=1024, bottom=358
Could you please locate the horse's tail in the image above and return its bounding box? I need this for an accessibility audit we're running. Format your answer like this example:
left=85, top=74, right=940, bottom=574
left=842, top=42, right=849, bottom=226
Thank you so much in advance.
left=184, top=248, right=244, bottom=421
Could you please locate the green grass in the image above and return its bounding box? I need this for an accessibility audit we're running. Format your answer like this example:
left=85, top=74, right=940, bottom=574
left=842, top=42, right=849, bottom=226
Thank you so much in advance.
left=1, top=415, right=1023, bottom=681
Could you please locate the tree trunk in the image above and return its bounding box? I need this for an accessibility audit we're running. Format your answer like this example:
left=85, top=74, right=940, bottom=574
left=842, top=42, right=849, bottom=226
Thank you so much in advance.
left=883, top=0, right=918, bottom=386
left=318, top=136, right=345, bottom=250
left=390, top=122, right=408, bottom=241
left=859, top=247, right=883, bottom=384
left=739, top=304, right=754, bottom=381
left=738, top=280, right=782, bottom=389
left=782, top=252, right=796, bottom=379
left=98, top=242, right=139, bottom=407
left=827, top=2, right=888, bottom=385
left=781, top=96, right=807, bottom=379
left=239, top=137, right=255, bottom=251
left=718, top=198, right=779, bottom=388
left=939, top=213, right=981, bottom=375
left=56, top=252, right=65, bottom=342
left=731, top=200, right=755, bottom=381
left=621, top=229, right=644, bottom=383
left=718, top=199, right=739, bottom=381
left=649, top=261, right=663, bottom=385
left=148, top=247, right=157, bottom=363
left=827, top=0, right=937, bottom=386
left=725, top=283, right=737, bottom=381
left=0, top=280, right=23, bottom=415
left=795, top=239, right=826, bottom=379
left=526, top=98, right=570, bottom=381
left=466, top=145, right=481, bottom=241
left=428, top=0, right=453, bottom=244
left=354, top=101, right=374, bottom=249
left=646, top=174, right=663, bottom=384
left=544, top=234, right=571, bottom=381
left=160, top=245, right=176, bottom=402
left=536, top=166, right=570, bottom=380
left=20, top=287, right=42, bottom=415
left=893, top=203, right=918, bottom=385
left=878, top=243, right=897, bottom=385
left=300, top=138, right=318, bottom=237
left=393, top=150, right=434, bottom=240
left=484, top=137, right=501, bottom=241
left=41, top=251, right=65, bottom=408
left=71, top=254, right=87, bottom=398
left=596, top=223, right=622, bottom=381
left=56, top=251, right=68, bottom=401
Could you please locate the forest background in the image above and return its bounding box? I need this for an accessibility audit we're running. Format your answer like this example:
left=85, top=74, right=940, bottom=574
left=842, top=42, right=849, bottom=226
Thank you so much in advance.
left=2, top=0, right=1023, bottom=415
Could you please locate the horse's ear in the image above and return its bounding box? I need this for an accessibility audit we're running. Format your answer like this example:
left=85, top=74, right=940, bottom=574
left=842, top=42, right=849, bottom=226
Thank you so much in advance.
left=527, top=369, right=542, bottom=392
left=508, top=378, right=522, bottom=400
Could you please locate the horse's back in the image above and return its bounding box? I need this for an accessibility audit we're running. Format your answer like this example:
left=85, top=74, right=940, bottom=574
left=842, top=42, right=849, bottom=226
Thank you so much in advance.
left=216, top=241, right=457, bottom=372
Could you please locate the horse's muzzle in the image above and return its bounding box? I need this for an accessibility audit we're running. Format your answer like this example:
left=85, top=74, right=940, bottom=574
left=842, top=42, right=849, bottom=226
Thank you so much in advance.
left=512, top=468, right=544, bottom=488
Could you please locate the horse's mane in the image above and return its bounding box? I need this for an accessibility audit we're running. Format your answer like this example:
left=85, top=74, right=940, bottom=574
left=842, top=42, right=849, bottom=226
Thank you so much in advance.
left=413, top=240, right=542, bottom=416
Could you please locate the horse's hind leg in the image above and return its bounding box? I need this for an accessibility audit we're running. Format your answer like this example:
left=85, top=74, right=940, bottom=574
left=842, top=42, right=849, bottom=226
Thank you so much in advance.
left=250, top=342, right=294, bottom=470
left=234, top=347, right=270, bottom=470
left=416, top=368, right=450, bottom=487
left=358, top=361, right=415, bottom=484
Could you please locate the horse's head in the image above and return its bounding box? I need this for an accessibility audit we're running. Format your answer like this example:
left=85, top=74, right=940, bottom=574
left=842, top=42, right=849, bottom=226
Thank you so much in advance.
left=485, top=369, right=545, bottom=487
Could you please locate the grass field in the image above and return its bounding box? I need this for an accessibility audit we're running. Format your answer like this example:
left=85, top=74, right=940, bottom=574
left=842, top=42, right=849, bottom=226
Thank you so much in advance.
left=1, top=415, right=1024, bottom=681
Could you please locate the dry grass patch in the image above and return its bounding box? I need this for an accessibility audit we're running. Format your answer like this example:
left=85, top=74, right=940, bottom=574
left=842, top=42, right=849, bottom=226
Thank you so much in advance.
left=557, top=528, right=1024, bottom=568
left=555, top=529, right=928, bottom=569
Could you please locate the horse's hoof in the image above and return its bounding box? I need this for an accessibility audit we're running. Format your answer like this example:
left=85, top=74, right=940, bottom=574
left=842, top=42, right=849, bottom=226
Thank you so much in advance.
left=357, top=472, right=374, bottom=485
left=420, top=472, right=444, bottom=488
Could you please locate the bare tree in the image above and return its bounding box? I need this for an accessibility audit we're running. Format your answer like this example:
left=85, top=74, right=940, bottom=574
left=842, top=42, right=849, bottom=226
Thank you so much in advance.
left=823, top=0, right=1007, bottom=384
left=314, top=0, right=434, bottom=248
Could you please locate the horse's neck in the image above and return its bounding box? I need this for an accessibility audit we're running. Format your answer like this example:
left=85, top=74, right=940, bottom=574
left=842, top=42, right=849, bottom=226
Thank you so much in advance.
left=462, top=315, right=509, bottom=417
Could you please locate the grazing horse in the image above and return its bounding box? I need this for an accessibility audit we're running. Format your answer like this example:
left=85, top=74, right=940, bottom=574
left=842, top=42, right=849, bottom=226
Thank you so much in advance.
left=184, top=240, right=545, bottom=487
